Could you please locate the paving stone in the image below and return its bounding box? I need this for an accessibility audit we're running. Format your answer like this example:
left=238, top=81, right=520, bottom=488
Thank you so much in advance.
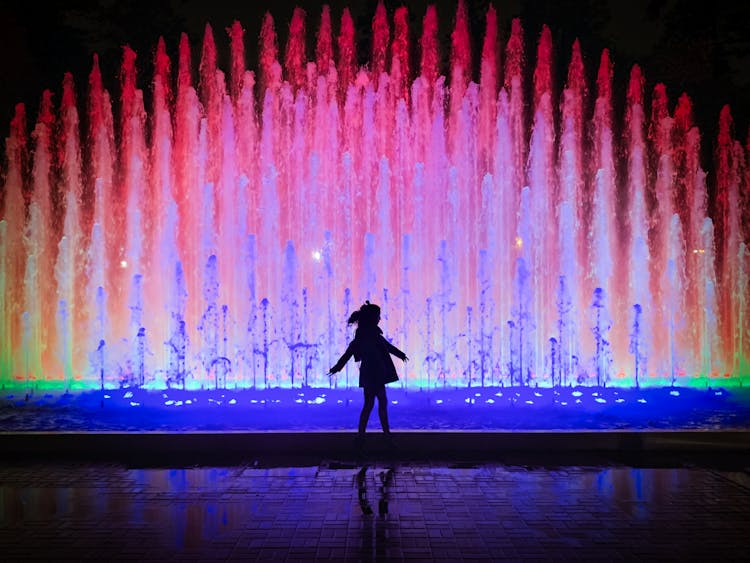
left=0, top=461, right=749, bottom=559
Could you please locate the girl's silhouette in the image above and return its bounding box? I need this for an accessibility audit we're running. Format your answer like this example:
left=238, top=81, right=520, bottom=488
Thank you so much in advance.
left=328, top=301, right=407, bottom=450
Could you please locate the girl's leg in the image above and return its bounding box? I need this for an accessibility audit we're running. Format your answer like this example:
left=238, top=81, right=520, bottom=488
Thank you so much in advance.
left=358, top=388, right=376, bottom=435
left=375, top=387, right=390, bottom=434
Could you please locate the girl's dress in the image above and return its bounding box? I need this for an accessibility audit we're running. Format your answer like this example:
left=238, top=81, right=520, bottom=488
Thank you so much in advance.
left=330, top=326, right=406, bottom=388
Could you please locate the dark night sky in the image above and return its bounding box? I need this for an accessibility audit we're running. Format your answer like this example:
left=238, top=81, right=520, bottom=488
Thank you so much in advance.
left=1, top=0, right=749, bottom=159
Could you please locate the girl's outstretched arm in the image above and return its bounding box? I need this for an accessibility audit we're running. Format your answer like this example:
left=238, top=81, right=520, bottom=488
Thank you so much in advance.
left=382, top=337, right=408, bottom=361
left=328, top=342, right=355, bottom=374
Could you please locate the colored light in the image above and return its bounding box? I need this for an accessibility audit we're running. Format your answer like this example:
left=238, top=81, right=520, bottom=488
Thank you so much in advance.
left=0, top=4, right=747, bottom=394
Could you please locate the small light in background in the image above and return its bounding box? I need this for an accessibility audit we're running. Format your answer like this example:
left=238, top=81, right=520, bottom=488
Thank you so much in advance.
left=312, top=250, right=322, bottom=261
left=514, top=236, right=523, bottom=249
left=120, top=260, right=128, bottom=268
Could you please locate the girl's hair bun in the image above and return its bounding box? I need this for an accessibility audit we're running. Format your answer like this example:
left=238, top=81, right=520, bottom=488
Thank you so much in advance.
left=347, top=301, right=381, bottom=325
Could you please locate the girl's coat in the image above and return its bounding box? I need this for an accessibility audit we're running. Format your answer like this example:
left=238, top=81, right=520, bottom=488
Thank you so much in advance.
left=330, top=325, right=407, bottom=388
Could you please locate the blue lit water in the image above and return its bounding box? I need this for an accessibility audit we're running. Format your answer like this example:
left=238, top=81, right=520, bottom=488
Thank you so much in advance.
left=1, top=386, right=748, bottom=431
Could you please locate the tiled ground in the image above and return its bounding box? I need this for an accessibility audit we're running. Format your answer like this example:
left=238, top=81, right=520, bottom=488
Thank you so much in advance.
left=1, top=460, right=749, bottom=561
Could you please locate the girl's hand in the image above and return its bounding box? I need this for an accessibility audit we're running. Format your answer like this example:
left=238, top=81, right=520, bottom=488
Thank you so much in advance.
left=403, top=355, right=409, bottom=362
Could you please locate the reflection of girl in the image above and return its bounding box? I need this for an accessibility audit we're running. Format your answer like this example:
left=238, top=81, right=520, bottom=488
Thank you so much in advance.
left=328, top=301, right=408, bottom=449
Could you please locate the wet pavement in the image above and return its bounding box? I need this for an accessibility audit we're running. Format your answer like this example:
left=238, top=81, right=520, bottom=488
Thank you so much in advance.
left=1, top=458, right=749, bottom=561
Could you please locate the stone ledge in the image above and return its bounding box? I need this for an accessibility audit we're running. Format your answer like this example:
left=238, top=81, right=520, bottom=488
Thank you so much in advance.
left=1, top=430, right=748, bottom=466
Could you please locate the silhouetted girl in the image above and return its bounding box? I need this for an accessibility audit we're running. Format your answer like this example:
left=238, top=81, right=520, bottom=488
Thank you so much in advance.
left=328, top=301, right=407, bottom=449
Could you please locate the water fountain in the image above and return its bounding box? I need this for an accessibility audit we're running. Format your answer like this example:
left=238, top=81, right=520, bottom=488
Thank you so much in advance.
left=1, top=1, right=748, bottom=396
